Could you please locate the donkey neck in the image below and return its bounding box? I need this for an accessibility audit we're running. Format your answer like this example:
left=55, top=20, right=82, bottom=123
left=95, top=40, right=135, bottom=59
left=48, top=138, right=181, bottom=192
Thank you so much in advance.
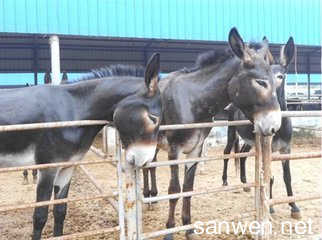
left=277, top=81, right=287, bottom=111
left=66, top=77, right=142, bottom=121
left=190, top=58, right=240, bottom=120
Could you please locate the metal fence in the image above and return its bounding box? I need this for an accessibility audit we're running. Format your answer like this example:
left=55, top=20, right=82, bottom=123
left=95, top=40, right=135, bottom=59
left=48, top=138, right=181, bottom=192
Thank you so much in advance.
left=0, top=111, right=321, bottom=240
left=118, top=111, right=322, bottom=240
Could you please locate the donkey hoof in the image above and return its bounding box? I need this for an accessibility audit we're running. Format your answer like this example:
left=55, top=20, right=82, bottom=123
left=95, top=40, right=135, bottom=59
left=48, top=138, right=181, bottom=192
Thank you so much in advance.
left=243, top=187, right=251, bottom=192
left=163, top=233, right=173, bottom=240
left=291, top=211, right=302, bottom=220
left=270, top=207, right=275, bottom=215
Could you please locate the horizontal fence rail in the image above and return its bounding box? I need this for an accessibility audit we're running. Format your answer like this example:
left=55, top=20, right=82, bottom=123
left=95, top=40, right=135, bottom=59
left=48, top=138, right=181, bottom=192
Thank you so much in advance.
left=144, top=152, right=255, bottom=168
left=0, top=159, right=117, bottom=173
left=272, top=152, right=322, bottom=161
left=159, top=111, right=321, bottom=131
left=143, top=183, right=255, bottom=203
left=45, top=226, right=120, bottom=240
left=0, top=193, right=117, bottom=212
left=0, top=120, right=109, bottom=132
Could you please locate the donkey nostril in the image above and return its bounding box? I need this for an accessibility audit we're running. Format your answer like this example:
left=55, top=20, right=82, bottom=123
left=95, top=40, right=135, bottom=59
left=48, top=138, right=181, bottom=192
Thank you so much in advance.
left=271, top=128, right=276, bottom=134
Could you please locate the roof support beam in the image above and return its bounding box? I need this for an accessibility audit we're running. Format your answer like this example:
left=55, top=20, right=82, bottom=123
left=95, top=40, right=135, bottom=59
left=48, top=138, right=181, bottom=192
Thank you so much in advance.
left=33, top=35, right=38, bottom=85
left=49, top=35, right=61, bottom=85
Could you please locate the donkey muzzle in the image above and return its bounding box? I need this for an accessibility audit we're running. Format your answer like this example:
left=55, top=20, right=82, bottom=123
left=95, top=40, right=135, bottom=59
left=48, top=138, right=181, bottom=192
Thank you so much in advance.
left=254, top=110, right=282, bottom=136
left=125, top=144, right=157, bottom=167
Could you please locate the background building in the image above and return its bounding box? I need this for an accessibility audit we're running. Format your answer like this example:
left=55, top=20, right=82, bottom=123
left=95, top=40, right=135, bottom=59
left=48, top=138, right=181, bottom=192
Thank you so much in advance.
left=0, top=0, right=320, bottom=99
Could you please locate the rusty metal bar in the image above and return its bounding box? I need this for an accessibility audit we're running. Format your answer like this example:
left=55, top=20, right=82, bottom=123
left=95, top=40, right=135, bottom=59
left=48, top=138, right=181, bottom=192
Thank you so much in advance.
left=144, top=152, right=255, bottom=168
left=0, top=120, right=109, bottom=132
left=260, top=136, right=273, bottom=240
left=272, top=152, right=322, bottom=161
left=45, top=226, right=120, bottom=240
left=141, top=212, right=256, bottom=239
left=0, top=159, right=117, bottom=174
left=79, top=165, right=118, bottom=212
left=158, top=111, right=322, bottom=131
left=159, top=120, right=251, bottom=130
left=90, top=146, right=107, bottom=158
left=268, top=194, right=322, bottom=206
left=143, top=183, right=255, bottom=203
left=254, top=134, right=262, bottom=226
left=115, top=131, right=126, bottom=240
left=0, top=193, right=117, bottom=212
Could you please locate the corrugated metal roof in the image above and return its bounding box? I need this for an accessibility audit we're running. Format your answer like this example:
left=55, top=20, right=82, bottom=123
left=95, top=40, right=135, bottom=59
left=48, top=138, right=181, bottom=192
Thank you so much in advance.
left=0, top=0, right=320, bottom=46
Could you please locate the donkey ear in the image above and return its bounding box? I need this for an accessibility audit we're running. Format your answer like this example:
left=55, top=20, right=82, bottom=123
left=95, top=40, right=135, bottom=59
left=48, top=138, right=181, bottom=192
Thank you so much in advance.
left=145, top=53, right=160, bottom=97
left=262, top=36, right=275, bottom=65
left=280, top=37, right=295, bottom=67
left=228, top=27, right=246, bottom=59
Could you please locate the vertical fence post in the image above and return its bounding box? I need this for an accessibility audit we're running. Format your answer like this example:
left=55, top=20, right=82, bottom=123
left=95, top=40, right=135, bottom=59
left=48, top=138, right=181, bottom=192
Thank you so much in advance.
left=124, top=161, right=142, bottom=240
left=103, top=126, right=108, bottom=155
left=115, top=131, right=126, bottom=240
left=254, top=133, right=262, bottom=240
left=260, top=135, right=273, bottom=240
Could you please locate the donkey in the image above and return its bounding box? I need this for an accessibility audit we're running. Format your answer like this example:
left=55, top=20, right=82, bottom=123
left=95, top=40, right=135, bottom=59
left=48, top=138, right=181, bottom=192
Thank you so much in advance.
left=221, top=37, right=301, bottom=219
left=143, top=28, right=282, bottom=240
left=0, top=53, right=162, bottom=240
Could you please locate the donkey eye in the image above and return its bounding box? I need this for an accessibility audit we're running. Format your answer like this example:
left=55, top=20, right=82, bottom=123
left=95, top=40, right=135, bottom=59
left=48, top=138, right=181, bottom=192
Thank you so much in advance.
left=255, top=79, right=268, bottom=88
left=148, top=114, right=159, bottom=125
left=276, top=74, right=284, bottom=80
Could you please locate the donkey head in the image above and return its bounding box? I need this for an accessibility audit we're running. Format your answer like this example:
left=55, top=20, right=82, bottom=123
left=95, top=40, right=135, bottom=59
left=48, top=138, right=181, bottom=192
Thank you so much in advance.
left=227, top=28, right=281, bottom=136
left=271, top=37, right=295, bottom=90
left=113, top=53, right=162, bottom=167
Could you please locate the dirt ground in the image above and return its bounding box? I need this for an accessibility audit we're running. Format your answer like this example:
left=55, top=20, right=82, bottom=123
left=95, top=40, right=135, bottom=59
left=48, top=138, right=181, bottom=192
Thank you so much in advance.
left=0, top=136, right=321, bottom=240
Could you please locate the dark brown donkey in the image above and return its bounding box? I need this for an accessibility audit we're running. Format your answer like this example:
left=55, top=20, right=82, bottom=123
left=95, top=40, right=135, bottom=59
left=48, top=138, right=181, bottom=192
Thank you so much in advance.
left=222, top=37, right=301, bottom=219
left=143, top=28, right=282, bottom=240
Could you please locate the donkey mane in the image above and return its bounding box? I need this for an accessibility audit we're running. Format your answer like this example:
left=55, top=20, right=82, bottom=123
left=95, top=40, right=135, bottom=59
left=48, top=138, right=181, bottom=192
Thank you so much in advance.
left=71, top=64, right=145, bottom=83
left=195, top=49, right=234, bottom=69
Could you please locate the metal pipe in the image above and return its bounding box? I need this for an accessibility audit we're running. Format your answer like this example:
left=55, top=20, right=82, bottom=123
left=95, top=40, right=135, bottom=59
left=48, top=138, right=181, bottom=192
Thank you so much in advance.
left=79, top=165, right=118, bottom=211
left=49, top=35, right=61, bottom=85
left=0, top=193, right=117, bottom=212
left=268, top=194, right=322, bottom=206
left=0, top=159, right=116, bottom=173
left=45, top=226, right=120, bottom=240
left=141, top=212, right=256, bottom=239
left=144, top=152, right=255, bottom=168
left=272, top=152, right=321, bottom=161
left=0, top=120, right=109, bottom=132
left=142, top=183, right=255, bottom=203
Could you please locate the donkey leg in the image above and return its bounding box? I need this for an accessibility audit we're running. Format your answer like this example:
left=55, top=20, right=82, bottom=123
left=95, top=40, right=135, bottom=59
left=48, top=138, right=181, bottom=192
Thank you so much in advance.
left=182, top=146, right=202, bottom=240
left=150, top=149, right=159, bottom=209
left=53, top=167, right=75, bottom=236
left=222, top=138, right=235, bottom=186
left=281, top=155, right=301, bottom=219
left=240, top=144, right=252, bottom=192
left=143, top=168, right=150, bottom=198
left=269, top=176, right=275, bottom=214
left=32, top=169, right=57, bottom=240
left=32, top=169, right=38, bottom=184
left=22, top=170, right=29, bottom=185
left=164, top=146, right=181, bottom=240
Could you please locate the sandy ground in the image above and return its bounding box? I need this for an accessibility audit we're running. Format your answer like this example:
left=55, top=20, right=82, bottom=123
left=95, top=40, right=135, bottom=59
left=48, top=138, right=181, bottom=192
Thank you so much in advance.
left=0, top=136, right=321, bottom=240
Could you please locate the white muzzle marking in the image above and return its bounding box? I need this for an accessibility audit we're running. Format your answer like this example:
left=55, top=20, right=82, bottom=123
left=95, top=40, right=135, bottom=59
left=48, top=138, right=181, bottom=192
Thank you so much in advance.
left=125, top=144, right=157, bottom=167
left=254, top=110, right=281, bottom=136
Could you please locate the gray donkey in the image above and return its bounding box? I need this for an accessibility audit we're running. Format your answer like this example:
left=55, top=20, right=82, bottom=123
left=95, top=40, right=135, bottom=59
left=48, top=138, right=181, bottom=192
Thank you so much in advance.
left=222, top=37, right=301, bottom=220
left=144, top=28, right=283, bottom=240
